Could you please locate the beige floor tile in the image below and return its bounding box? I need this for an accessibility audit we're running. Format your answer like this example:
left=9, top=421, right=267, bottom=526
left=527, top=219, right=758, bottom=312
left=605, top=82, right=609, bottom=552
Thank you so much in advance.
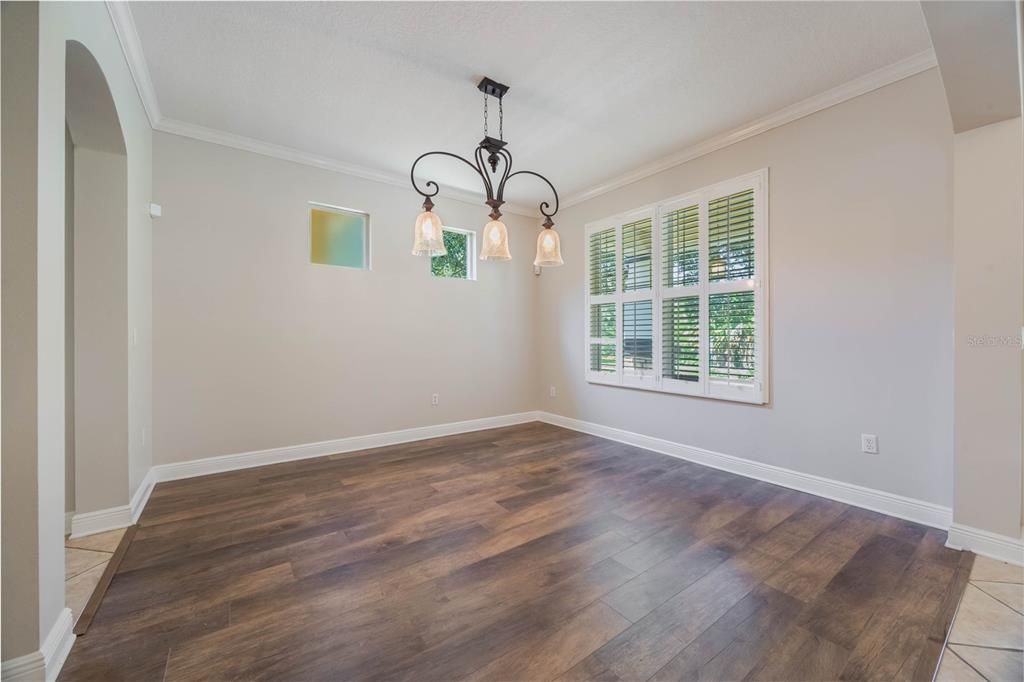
left=949, top=584, right=1024, bottom=650
left=66, top=562, right=107, bottom=622
left=935, top=648, right=986, bottom=682
left=973, top=580, right=1024, bottom=614
left=949, top=644, right=1024, bottom=682
left=65, top=527, right=126, bottom=553
left=970, top=556, right=1024, bottom=584
left=65, top=547, right=110, bottom=580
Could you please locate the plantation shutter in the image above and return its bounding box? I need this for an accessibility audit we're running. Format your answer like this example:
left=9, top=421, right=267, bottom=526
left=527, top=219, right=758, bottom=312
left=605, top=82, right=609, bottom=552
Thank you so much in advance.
left=587, top=226, right=620, bottom=380
left=619, top=210, right=655, bottom=386
left=663, top=204, right=700, bottom=288
left=622, top=217, right=653, bottom=292
left=705, top=183, right=761, bottom=401
left=662, top=296, right=700, bottom=383
left=589, top=228, right=616, bottom=296
left=708, top=291, right=756, bottom=383
left=622, top=300, right=654, bottom=373
left=708, top=189, right=755, bottom=282
left=584, top=169, right=766, bottom=404
left=588, top=303, right=616, bottom=374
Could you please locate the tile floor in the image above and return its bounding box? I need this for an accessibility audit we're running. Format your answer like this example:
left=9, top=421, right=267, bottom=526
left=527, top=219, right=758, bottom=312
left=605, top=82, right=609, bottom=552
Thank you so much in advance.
left=936, top=555, right=1023, bottom=681
left=64, top=528, right=127, bottom=624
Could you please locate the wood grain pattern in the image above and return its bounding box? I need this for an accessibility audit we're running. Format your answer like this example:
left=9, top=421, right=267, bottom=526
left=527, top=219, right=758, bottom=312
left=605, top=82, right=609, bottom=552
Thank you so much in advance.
left=59, top=422, right=970, bottom=681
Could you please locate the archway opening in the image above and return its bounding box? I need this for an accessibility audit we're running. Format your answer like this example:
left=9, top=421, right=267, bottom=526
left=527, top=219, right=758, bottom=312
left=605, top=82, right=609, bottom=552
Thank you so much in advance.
left=63, top=39, right=130, bottom=628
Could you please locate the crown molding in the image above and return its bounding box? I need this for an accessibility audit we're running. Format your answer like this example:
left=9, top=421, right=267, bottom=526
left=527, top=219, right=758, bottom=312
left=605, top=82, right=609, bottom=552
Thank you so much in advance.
left=105, top=1, right=538, bottom=218
left=109, top=0, right=935, bottom=219
left=561, top=48, right=939, bottom=208
left=107, top=1, right=161, bottom=127
left=153, top=118, right=538, bottom=217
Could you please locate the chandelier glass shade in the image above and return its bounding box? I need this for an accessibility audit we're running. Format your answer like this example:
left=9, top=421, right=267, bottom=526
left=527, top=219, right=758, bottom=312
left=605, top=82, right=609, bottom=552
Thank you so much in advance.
left=480, top=220, right=511, bottom=260
left=410, top=77, right=562, bottom=267
left=533, top=223, right=563, bottom=267
left=411, top=207, right=447, bottom=257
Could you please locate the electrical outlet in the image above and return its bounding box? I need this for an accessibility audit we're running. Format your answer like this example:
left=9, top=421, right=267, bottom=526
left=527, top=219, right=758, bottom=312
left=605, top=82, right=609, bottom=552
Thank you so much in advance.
left=861, top=434, right=878, bottom=454
left=549, top=385, right=557, bottom=398
left=431, top=393, right=439, bottom=406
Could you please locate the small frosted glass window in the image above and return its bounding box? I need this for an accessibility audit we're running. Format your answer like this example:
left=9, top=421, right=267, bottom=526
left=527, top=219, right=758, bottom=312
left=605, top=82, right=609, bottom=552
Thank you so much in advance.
left=310, top=205, right=368, bottom=269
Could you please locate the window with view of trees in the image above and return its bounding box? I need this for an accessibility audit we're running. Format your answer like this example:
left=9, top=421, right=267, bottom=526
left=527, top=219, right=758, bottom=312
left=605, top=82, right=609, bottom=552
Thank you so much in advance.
left=431, top=227, right=476, bottom=280
left=584, top=169, right=767, bottom=404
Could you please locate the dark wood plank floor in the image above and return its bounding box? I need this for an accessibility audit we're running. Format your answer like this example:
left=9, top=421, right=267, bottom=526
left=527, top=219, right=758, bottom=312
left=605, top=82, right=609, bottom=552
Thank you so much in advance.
left=59, top=422, right=971, bottom=681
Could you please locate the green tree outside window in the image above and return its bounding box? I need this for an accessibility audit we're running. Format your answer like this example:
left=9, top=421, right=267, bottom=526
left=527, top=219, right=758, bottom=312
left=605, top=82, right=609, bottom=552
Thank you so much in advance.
left=431, top=230, right=469, bottom=279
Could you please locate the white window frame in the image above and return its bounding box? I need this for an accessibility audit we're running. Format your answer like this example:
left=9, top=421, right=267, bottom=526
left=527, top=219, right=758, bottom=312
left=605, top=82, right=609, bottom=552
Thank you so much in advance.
left=584, top=168, right=769, bottom=405
left=308, top=201, right=371, bottom=270
left=429, top=226, right=477, bottom=281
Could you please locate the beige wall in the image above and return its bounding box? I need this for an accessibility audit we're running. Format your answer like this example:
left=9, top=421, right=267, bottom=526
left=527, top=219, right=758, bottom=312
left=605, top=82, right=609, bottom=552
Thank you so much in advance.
left=536, top=70, right=956, bottom=507
left=952, top=116, right=1024, bottom=538
left=74, top=147, right=130, bottom=514
left=2, top=1, right=44, bottom=659
left=152, top=132, right=538, bottom=464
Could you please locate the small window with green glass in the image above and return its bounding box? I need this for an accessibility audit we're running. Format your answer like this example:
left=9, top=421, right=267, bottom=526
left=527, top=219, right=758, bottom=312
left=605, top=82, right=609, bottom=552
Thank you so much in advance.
left=310, top=203, right=369, bottom=269
left=430, top=227, right=476, bottom=280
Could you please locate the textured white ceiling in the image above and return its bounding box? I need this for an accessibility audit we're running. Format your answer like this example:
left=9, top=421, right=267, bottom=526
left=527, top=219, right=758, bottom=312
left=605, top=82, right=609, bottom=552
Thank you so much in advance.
left=130, top=1, right=932, bottom=206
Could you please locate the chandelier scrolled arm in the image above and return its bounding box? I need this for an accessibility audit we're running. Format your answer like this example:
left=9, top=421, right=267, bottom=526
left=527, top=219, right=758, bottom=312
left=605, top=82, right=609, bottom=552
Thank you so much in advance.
left=473, top=146, right=495, bottom=201
left=503, top=169, right=560, bottom=220
left=493, top=147, right=513, bottom=193
left=410, top=150, right=486, bottom=201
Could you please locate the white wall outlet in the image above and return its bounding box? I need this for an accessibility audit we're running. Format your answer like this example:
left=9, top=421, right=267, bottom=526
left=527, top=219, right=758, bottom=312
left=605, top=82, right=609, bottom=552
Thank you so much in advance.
left=549, top=385, right=557, bottom=398
left=861, top=434, right=879, bottom=454
left=431, top=393, right=439, bottom=406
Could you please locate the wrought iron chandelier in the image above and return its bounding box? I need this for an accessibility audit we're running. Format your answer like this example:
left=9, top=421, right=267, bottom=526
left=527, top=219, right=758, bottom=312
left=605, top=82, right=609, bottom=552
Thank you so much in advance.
left=410, top=77, right=563, bottom=266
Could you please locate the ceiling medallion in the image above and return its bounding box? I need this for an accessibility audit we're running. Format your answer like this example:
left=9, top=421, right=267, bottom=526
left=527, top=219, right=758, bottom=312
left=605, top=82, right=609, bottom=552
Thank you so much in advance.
left=410, top=77, right=563, bottom=267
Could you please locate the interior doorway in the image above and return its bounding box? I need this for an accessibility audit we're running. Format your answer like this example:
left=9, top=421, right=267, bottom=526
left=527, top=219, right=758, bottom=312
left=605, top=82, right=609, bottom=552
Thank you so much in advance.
left=63, top=39, right=131, bottom=627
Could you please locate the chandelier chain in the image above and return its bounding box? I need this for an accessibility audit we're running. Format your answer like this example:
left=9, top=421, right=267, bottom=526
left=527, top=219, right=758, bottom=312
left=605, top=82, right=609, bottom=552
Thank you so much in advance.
left=482, top=92, right=503, bottom=141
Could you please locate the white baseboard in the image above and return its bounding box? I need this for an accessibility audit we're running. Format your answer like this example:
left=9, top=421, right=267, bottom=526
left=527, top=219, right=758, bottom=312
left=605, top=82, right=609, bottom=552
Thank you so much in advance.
left=150, top=412, right=541, bottom=484
left=107, top=410, right=957, bottom=544
left=67, top=473, right=154, bottom=537
left=69, top=505, right=132, bottom=539
left=1, top=608, right=75, bottom=682
left=72, top=409, right=527, bottom=533
left=130, top=470, right=156, bottom=523
left=41, top=609, right=75, bottom=682
left=537, top=411, right=953, bottom=531
left=0, top=651, right=44, bottom=682
left=946, top=524, right=1024, bottom=566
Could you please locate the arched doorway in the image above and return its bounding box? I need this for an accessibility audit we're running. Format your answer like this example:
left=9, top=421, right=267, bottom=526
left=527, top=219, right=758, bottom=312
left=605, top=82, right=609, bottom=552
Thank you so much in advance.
left=63, top=39, right=130, bottom=627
